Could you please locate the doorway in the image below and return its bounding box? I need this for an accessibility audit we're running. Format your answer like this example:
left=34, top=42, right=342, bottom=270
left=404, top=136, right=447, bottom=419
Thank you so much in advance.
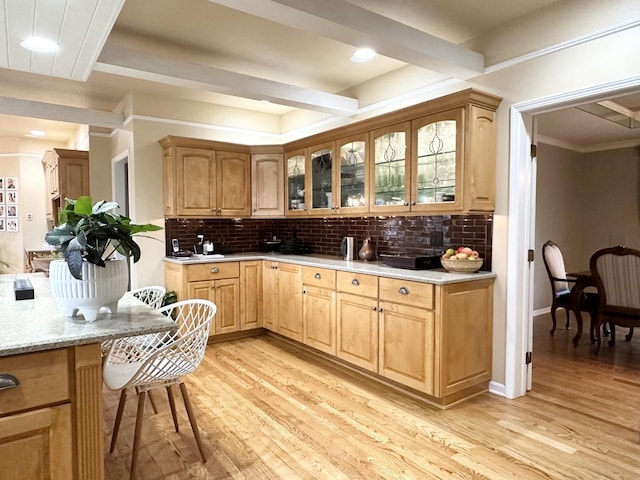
left=112, top=151, right=129, bottom=217
left=506, top=76, right=640, bottom=399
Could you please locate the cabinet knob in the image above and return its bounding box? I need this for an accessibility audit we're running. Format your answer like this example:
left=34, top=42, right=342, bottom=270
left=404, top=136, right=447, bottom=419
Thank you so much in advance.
left=371, top=306, right=377, bottom=311
left=399, top=287, right=409, bottom=295
left=314, top=273, right=321, bottom=279
left=411, top=201, right=416, bottom=206
left=351, top=279, right=360, bottom=286
left=0, top=374, right=19, bottom=391
left=404, top=201, right=409, bottom=206
left=211, top=267, right=219, bottom=273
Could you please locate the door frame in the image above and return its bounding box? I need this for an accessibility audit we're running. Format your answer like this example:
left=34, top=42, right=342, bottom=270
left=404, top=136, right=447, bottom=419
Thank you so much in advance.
left=505, top=75, right=640, bottom=399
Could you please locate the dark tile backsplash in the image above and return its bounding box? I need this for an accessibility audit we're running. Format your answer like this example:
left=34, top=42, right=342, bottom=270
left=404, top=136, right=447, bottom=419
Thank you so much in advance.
left=165, top=214, right=493, bottom=270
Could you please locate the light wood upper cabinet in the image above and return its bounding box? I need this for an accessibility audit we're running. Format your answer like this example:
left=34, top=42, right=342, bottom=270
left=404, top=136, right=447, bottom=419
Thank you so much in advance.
left=42, top=148, right=89, bottom=222
left=285, top=150, right=307, bottom=215
left=160, top=136, right=251, bottom=217
left=251, top=150, right=284, bottom=216
left=335, top=134, right=369, bottom=214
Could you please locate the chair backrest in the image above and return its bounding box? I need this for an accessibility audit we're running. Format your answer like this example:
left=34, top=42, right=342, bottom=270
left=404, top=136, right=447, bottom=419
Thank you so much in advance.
left=542, top=240, right=570, bottom=296
left=105, top=299, right=217, bottom=389
left=590, top=246, right=640, bottom=314
left=130, top=285, right=166, bottom=309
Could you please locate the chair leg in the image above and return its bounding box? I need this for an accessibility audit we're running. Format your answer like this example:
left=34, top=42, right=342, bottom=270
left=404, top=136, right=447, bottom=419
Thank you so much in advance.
left=110, top=389, right=128, bottom=453
left=130, top=390, right=147, bottom=480
left=136, top=386, right=158, bottom=414
left=167, top=385, right=180, bottom=432
left=626, top=327, right=634, bottom=342
left=564, top=307, right=571, bottom=330
left=179, top=382, right=207, bottom=463
left=550, top=307, right=558, bottom=335
left=609, top=324, right=616, bottom=347
left=593, top=321, right=602, bottom=355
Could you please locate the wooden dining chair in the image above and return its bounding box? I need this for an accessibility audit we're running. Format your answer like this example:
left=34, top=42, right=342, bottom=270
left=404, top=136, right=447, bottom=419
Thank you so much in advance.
left=103, top=299, right=217, bottom=480
left=589, top=245, right=640, bottom=354
left=541, top=240, right=598, bottom=337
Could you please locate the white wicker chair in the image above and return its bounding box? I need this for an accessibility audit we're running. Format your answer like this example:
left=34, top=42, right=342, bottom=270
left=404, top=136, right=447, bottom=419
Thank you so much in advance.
left=103, top=299, right=216, bottom=480
left=100, top=286, right=167, bottom=356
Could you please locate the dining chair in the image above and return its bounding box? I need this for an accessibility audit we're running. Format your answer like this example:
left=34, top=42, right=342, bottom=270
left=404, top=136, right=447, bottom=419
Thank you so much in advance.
left=100, top=285, right=167, bottom=357
left=541, top=240, right=598, bottom=337
left=589, top=245, right=640, bottom=354
left=103, top=298, right=216, bottom=480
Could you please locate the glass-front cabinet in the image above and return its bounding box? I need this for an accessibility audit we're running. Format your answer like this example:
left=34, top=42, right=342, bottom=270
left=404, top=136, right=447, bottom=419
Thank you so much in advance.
left=411, top=108, right=464, bottom=212
left=308, top=143, right=334, bottom=214
left=370, top=122, right=410, bottom=213
left=336, top=134, right=368, bottom=214
left=286, top=150, right=307, bottom=215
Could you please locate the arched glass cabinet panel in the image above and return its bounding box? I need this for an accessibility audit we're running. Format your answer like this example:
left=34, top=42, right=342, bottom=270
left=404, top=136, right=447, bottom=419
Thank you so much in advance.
left=370, top=122, right=410, bottom=211
left=286, top=152, right=306, bottom=213
left=338, top=137, right=367, bottom=211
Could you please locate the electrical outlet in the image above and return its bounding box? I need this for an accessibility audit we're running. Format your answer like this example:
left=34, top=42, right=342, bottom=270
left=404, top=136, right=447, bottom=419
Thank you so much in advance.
left=27, top=213, right=33, bottom=221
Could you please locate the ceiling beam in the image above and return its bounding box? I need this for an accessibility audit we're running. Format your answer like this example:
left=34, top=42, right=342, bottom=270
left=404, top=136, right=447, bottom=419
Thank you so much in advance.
left=94, top=45, right=359, bottom=116
left=208, top=0, right=485, bottom=79
left=0, top=96, right=124, bottom=129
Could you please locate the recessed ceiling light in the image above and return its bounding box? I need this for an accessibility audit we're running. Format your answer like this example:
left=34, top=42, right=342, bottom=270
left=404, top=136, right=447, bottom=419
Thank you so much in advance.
left=29, top=130, right=46, bottom=137
left=20, top=36, right=59, bottom=53
left=351, top=48, right=376, bottom=63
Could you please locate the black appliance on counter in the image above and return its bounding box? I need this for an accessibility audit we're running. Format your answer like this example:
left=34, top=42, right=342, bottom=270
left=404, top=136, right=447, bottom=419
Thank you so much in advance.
left=379, top=254, right=442, bottom=270
left=279, top=237, right=312, bottom=254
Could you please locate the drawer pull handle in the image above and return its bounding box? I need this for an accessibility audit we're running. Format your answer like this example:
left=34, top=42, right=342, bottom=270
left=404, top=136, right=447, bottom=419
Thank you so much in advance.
left=399, top=287, right=409, bottom=295
left=352, top=279, right=360, bottom=286
left=314, top=273, right=321, bottom=279
left=211, top=267, right=219, bottom=273
left=0, top=374, right=19, bottom=391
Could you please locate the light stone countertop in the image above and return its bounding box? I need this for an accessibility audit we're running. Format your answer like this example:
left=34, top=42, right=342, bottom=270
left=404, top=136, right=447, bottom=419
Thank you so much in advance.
left=164, top=252, right=496, bottom=284
left=0, top=273, right=176, bottom=357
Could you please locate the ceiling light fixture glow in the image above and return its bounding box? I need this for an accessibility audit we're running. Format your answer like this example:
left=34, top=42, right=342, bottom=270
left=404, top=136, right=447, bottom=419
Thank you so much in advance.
left=351, top=48, right=376, bottom=63
left=20, top=36, right=59, bottom=53
left=29, top=130, right=46, bottom=137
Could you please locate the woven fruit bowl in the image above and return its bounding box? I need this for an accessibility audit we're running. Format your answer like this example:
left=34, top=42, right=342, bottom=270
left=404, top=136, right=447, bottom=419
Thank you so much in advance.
left=440, top=257, right=483, bottom=273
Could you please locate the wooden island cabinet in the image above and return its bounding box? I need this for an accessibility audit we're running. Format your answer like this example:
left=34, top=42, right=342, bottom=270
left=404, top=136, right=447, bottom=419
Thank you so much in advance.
left=164, top=256, right=494, bottom=408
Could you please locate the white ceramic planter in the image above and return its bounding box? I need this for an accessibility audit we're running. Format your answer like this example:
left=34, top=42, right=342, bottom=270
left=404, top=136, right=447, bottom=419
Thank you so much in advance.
left=49, top=258, right=129, bottom=322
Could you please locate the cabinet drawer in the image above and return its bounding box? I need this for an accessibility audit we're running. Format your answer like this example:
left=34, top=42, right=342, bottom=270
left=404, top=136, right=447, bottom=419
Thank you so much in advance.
left=0, top=349, right=70, bottom=416
left=302, top=266, right=336, bottom=289
left=379, top=277, right=434, bottom=309
left=187, top=262, right=239, bottom=281
left=336, top=271, right=378, bottom=298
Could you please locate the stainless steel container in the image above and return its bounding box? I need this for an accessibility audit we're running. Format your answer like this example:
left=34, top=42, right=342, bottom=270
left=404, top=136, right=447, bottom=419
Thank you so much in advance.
left=341, top=237, right=355, bottom=261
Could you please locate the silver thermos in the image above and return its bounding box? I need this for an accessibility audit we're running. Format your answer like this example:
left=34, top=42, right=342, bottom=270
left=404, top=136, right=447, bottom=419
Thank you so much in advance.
left=341, top=237, right=355, bottom=261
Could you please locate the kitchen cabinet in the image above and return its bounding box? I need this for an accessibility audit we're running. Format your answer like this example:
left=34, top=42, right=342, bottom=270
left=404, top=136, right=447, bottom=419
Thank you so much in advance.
left=378, top=277, right=435, bottom=394
left=335, top=134, right=369, bottom=214
left=262, top=261, right=303, bottom=341
left=240, top=261, right=263, bottom=330
left=251, top=148, right=284, bottom=216
left=165, top=261, right=240, bottom=336
left=160, top=136, right=251, bottom=217
left=302, top=266, right=336, bottom=355
left=336, top=272, right=379, bottom=372
left=41, top=148, right=89, bottom=222
left=285, top=150, right=307, bottom=215
left=0, top=345, right=103, bottom=479
left=307, top=142, right=335, bottom=215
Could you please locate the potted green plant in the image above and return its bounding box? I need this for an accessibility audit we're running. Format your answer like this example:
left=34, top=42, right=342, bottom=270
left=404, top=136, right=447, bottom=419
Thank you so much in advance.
left=45, top=196, right=162, bottom=322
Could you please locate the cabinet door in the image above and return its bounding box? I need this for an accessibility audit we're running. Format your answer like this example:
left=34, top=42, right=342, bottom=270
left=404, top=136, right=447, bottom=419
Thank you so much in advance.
left=285, top=150, right=307, bottom=215
left=379, top=301, right=434, bottom=394
left=217, top=151, right=251, bottom=216
left=262, top=262, right=278, bottom=330
left=188, top=280, right=214, bottom=303
left=176, top=147, right=216, bottom=215
left=466, top=105, right=497, bottom=211
left=252, top=153, right=284, bottom=216
left=214, top=278, right=240, bottom=334
left=0, top=404, right=73, bottom=480
left=336, top=292, right=379, bottom=372
left=369, top=122, right=411, bottom=213
left=303, top=285, right=336, bottom=355
left=308, top=142, right=335, bottom=215
left=411, top=108, right=464, bottom=213
left=276, top=263, right=303, bottom=341
left=59, top=158, right=90, bottom=202
left=240, top=261, right=263, bottom=330
left=336, top=135, right=368, bottom=214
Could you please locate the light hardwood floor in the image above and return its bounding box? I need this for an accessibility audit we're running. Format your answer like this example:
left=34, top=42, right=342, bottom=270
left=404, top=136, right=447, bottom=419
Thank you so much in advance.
left=103, top=314, right=640, bottom=479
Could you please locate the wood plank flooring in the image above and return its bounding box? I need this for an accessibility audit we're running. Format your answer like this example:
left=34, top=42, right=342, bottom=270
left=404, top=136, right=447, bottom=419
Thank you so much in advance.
left=103, top=314, right=640, bottom=479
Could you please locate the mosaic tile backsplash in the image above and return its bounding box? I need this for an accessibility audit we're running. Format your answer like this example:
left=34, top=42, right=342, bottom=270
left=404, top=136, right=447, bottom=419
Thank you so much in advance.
left=165, top=214, right=493, bottom=270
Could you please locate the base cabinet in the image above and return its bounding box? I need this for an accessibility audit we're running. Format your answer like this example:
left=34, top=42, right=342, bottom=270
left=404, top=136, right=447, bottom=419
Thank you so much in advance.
left=240, top=261, right=263, bottom=330
left=336, top=292, right=379, bottom=372
left=302, top=266, right=337, bottom=355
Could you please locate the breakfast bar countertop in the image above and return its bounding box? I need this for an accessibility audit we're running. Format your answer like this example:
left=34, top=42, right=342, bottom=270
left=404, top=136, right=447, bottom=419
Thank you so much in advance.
left=0, top=273, right=176, bottom=357
left=163, top=252, right=496, bottom=285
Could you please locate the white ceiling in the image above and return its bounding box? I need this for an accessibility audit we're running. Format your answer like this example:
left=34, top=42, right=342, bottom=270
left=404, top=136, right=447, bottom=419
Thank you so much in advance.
left=0, top=0, right=638, bottom=149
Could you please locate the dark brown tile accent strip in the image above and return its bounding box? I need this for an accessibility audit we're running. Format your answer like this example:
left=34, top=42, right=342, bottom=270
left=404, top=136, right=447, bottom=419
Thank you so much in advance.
left=165, top=214, right=493, bottom=270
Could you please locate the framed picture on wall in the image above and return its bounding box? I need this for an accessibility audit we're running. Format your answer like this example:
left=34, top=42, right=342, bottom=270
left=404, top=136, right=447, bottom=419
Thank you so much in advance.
left=0, top=205, right=5, bottom=217
left=6, top=219, right=18, bottom=232
left=5, top=177, right=17, bottom=190
left=6, top=191, right=17, bottom=204
left=6, top=205, right=17, bottom=218
left=0, top=191, right=4, bottom=203
left=0, top=178, right=4, bottom=190
left=0, top=218, right=5, bottom=231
